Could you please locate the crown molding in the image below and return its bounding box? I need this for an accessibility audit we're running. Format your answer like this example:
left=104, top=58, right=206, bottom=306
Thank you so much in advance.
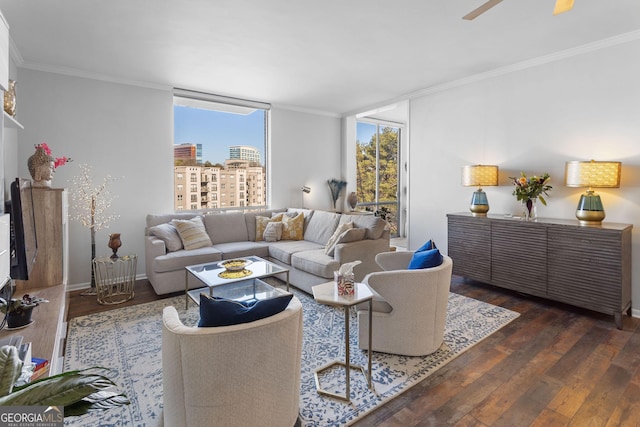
left=344, top=29, right=640, bottom=118
left=19, top=60, right=171, bottom=91
left=271, top=103, right=340, bottom=118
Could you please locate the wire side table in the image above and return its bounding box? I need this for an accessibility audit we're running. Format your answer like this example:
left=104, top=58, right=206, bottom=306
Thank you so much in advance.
left=92, top=254, right=137, bottom=305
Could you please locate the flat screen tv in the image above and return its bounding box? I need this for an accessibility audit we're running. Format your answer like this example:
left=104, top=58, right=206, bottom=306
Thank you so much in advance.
left=6, top=178, right=38, bottom=281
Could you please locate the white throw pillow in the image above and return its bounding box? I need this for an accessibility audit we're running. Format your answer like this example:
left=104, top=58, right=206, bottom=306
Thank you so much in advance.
left=171, top=216, right=212, bottom=250
left=324, top=222, right=354, bottom=255
left=327, top=227, right=367, bottom=256
left=149, top=222, right=183, bottom=252
left=263, top=221, right=283, bottom=242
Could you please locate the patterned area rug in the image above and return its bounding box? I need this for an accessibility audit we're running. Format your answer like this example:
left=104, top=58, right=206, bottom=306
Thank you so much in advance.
left=64, top=283, right=519, bottom=426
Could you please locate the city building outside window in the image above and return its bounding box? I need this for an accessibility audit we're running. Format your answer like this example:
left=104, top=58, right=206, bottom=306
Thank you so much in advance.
left=173, top=90, right=269, bottom=212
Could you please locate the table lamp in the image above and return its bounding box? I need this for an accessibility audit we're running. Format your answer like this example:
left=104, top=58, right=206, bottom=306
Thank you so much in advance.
left=462, top=165, right=499, bottom=216
left=565, top=160, right=621, bottom=224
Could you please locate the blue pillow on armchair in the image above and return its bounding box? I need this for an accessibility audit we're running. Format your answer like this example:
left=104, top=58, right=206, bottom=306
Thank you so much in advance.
left=198, top=293, right=293, bottom=327
left=408, top=239, right=443, bottom=269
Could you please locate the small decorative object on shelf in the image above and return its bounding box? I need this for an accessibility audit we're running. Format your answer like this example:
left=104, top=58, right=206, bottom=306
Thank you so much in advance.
left=108, top=233, right=122, bottom=259
left=0, top=294, right=49, bottom=329
left=27, top=142, right=72, bottom=188
left=510, top=172, right=552, bottom=221
left=3, top=79, right=16, bottom=117
left=347, top=191, right=358, bottom=211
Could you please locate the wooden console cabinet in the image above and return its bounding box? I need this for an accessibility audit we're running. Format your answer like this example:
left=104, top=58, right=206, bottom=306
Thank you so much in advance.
left=447, top=213, right=632, bottom=329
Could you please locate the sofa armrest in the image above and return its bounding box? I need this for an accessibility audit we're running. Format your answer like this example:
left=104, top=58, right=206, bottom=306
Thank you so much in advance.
left=334, top=236, right=390, bottom=282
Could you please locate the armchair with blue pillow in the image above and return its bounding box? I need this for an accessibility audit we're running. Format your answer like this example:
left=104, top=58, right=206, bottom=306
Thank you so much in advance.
left=357, top=240, right=452, bottom=356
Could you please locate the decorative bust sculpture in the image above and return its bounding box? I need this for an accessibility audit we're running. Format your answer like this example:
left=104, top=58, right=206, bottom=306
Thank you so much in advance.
left=28, top=146, right=55, bottom=188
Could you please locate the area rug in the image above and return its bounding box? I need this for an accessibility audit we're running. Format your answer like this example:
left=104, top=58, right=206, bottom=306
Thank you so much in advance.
left=63, top=284, right=519, bottom=426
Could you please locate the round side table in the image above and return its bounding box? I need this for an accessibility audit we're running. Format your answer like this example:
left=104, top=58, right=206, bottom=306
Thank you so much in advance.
left=92, top=254, right=137, bottom=305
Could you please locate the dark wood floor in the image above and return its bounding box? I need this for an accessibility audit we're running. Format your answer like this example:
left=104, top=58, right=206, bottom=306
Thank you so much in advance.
left=68, top=277, right=640, bottom=426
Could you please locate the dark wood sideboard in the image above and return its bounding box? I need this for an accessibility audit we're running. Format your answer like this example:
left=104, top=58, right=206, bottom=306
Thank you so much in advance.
left=447, top=213, right=632, bottom=329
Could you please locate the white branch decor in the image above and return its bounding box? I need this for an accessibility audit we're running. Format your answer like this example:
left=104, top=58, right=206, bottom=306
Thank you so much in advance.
left=69, top=163, right=121, bottom=294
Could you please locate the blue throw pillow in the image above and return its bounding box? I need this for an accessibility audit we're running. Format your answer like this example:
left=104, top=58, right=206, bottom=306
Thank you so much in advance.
left=408, top=248, right=443, bottom=270
left=416, top=239, right=437, bottom=252
left=198, top=293, right=294, bottom=327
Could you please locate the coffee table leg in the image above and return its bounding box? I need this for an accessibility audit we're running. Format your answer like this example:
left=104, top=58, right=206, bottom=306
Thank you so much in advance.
left=185, top=270, right=189, bottom=310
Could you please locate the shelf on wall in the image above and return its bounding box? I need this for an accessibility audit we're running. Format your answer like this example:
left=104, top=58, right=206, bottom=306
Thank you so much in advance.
left=3, top=111, right=23, bottom=129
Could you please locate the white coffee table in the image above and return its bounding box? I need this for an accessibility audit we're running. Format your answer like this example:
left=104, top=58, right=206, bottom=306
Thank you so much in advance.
left=312, top=281, right=375, bottom=401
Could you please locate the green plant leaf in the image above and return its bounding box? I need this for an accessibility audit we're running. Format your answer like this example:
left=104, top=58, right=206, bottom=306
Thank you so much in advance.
left=0, top=346, right=22, bottom=397
left=64, top=391, right=130, bottom=417
left=539, top=196, right=547, bottom=206
left=0, top=370, right=119, bottom=407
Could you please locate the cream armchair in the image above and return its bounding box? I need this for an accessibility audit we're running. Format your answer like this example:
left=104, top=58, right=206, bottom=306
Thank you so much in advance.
left=357, top=251, right=453, bottom=356
left=162, top=296, right=303, bottom=427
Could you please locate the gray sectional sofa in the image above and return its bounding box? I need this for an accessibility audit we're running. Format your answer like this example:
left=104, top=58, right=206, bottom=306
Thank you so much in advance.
left=145, top=208, right=390, bottom=295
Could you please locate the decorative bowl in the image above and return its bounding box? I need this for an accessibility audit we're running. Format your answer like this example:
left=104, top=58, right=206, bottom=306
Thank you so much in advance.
left=218, top=259, right=252, bottom=272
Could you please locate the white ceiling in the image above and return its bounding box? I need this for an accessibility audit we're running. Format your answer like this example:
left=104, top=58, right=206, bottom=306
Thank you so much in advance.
left=0, top=1, right=639, bottom=117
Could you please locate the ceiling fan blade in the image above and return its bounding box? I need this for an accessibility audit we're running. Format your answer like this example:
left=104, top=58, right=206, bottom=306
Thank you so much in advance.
left=553, top=0, right=575, bottom=15
left=462, top=0, right=504, bottom=20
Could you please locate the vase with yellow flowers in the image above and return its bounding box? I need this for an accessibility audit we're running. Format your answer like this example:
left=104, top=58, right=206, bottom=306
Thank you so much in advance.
left=510, top=172, right=552, bottom=221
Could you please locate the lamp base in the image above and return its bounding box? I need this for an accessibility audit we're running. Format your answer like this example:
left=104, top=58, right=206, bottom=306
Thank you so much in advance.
left=469, top=189, right=489, bottom=216
left=575, top=192, right=605, bottom=225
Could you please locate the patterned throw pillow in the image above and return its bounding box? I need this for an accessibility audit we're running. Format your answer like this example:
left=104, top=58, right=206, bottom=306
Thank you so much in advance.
left=263, top=221, right=283, bottom=242
left=281, top=212, right=304, bottom=241
left=255, top=214, right=284, bottom=242
left=171, top=216, right=212, bottom=250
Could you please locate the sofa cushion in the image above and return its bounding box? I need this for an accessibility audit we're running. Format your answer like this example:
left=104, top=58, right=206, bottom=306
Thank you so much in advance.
left=408, top=248, right=443, bottom=269
left=263, top=221, right=283, bottom=242
left=203, top=212, right=249, bottom=244
left=149, top=222, right=183, bottom=252
left=281, top=212, right=304, bottom=241
left=172, top=216, right=213, bottom=250
left=324, top=222, right=354, bottom=255
left=341, top=214, right=386, bottom=240
left=269, top=240, right=323, bottom=265
left=244, top=209, right=286, bottom=241
left=198, top=293, right=293, bottom=327
left=327, top=227, right=367, bottom=256
left=153, top=247, right=223, bottom=273
left=304, top=211, right=340, bottom=245
left=213, top=242, right=270, bottom=259
left=292, top=249, right=339, bottom=279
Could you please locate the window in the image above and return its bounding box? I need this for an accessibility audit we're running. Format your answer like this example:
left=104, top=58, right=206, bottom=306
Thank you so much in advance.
left=356, top=121, right=400, bottom=236
left=173, top=89, right=270, bottom=211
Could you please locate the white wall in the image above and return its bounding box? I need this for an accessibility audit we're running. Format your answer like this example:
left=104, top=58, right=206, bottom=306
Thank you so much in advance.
left=408, top=39, right=640, bottom=313
left=270, top=107, right=342, bottom=211
left=14, top=71, right=342, bottom=288
left=18, top=69, right=173, bottom=287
